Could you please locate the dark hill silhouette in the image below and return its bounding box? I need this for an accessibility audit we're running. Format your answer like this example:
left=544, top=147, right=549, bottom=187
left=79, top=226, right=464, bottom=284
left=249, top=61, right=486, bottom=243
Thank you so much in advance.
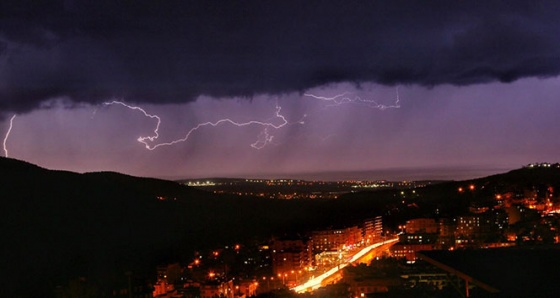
left=339, top=164, right=560, bottom=229
left=1, top=158, right=206, bottom=296
left=2, top=157, right=559, bottom=297
left=0, top=157, right=392, bottom=297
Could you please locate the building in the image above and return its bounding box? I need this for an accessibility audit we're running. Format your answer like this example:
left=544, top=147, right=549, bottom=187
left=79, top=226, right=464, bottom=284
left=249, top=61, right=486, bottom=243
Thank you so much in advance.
left=390, top=243, right=435, bottom=262
left=270, top=237, right=311, bottom=275
left=311, top=226, right=363, bottom=253
left=235, top=280, right=258, bottom=298
left=455, top=215, right=497, bottom=248
left=363, top=216, right=383, bottom=244
left=200, top=280, right=234, bottom=298
left=405, top=218, right=438, bottom=234
left=392, top=218, right=439, bottom=261
left=345, top=226, right=364, bottom=248
left=437, top=218, right=456, bottom=249
left=401, top=273, right=449, bottom=290
left=347, top=278, right=401, bottom=297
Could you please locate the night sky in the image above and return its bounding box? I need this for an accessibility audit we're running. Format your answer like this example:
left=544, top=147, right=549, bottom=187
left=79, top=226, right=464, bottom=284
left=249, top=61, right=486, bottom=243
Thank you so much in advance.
left=1, top=1, right=560, bottom=180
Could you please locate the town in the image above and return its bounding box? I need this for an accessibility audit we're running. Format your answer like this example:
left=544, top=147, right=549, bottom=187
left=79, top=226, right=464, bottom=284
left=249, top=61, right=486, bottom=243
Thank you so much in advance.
left=148, top=163, right=560, bottom=298
left=181, top=178, right=435, bottom=199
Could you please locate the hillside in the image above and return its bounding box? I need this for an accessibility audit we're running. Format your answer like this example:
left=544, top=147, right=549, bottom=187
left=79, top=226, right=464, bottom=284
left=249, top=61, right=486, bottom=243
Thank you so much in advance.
left=0, top=158, right=205, bottom=296
left=0, top=157, right=392, bottom=297
left=2, top=158, right=559, bottom=297
left=340, top=164, right=560, bottom=229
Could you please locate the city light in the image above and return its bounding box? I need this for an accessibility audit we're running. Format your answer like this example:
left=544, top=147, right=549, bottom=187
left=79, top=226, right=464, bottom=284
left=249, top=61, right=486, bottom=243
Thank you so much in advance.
left=291, top=237, right=399, bottom=293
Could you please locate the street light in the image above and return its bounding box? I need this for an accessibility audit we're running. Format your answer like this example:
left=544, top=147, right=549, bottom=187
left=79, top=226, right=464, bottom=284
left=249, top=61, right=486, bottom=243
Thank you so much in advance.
left=263, top=276, right=270, bottom=289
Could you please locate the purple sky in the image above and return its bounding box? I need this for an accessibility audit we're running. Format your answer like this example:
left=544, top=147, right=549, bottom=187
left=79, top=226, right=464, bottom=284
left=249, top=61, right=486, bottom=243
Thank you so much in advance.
left=1, top=1, right=560, bottom=180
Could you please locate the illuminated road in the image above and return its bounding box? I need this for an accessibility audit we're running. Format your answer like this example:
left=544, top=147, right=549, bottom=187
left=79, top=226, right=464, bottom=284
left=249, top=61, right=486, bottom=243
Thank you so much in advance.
left=291, top=237, right=399, bottom=293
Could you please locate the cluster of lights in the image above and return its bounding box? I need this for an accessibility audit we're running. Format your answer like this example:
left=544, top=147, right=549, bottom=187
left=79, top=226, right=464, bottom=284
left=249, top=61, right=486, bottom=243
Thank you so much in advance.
left=351, top=183, right=393, bottom=189
left=186, top=180, right=216, bottom=187
left=291, top=238, right=399, bottom=293
left=526, top=162, right=560, bottom=168
left=457, top=184, right=476, bottom=193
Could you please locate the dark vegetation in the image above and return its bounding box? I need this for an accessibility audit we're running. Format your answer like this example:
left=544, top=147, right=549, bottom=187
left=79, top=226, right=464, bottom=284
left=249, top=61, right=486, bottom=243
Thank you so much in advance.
left=2, top=157, right=559, bottom=297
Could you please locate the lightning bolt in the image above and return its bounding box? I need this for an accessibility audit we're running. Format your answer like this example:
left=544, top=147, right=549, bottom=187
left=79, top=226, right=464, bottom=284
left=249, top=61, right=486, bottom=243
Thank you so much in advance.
left=304, top=87, right=401, bottom=110
left=104, top=88, right=398, bottom=151
left=251, top=128, right=273, bottom=149
left=103, top=101, right=162, bottom=148
left=3, top=114, right=16, bottom=157
left=150, top=104, right=289, bottom=150
left=103, top=101, right=290, bottom=150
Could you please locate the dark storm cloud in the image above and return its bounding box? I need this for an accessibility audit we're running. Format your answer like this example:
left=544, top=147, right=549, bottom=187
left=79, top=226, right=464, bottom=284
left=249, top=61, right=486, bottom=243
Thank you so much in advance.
left=2, top=0, right=560, bottom=114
